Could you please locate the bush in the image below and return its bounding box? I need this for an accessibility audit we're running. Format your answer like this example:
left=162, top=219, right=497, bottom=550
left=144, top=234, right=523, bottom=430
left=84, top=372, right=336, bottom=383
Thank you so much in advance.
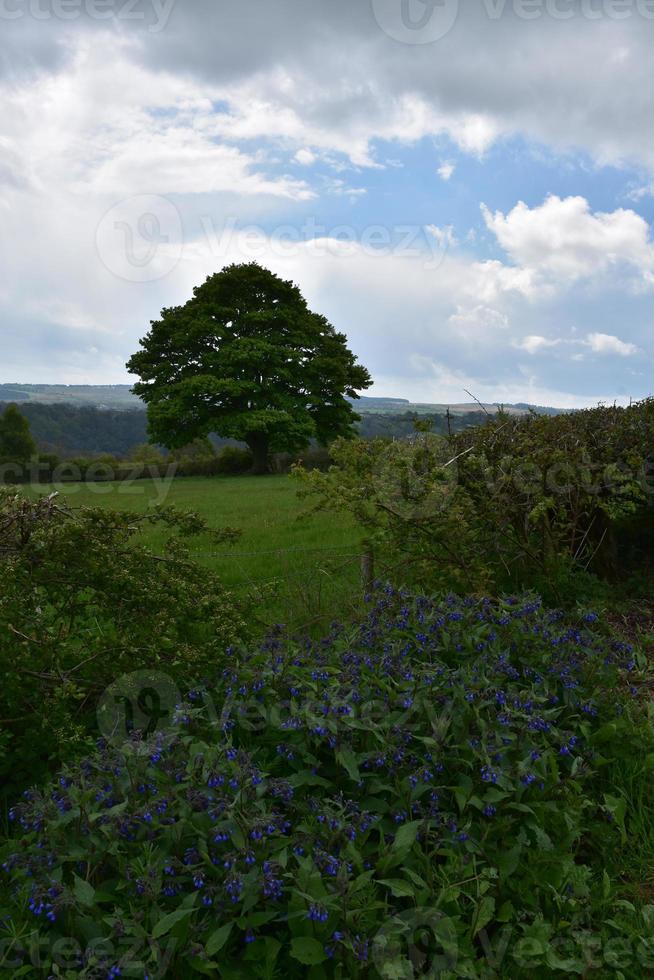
left=215, top=446, right=254, bottom=475
left=272, top=447, right=333, bottom=473
left=2, top=588, right=652, bottom=977
left=295, top=434, right=488, bottom=593
left=0, top=490, right=249, bottom=797
left=452, top=399, right=654, bottom=582
left=297, top=400, right=654, bottom=601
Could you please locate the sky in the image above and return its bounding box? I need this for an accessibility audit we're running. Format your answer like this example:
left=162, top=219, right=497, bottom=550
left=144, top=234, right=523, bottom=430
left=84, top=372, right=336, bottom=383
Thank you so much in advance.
left=1, top=0, right=654, bottom=406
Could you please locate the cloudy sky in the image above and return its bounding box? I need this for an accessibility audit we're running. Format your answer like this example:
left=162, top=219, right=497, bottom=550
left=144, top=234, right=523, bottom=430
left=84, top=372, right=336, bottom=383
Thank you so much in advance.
left=1, top=0, right=654, bottom=405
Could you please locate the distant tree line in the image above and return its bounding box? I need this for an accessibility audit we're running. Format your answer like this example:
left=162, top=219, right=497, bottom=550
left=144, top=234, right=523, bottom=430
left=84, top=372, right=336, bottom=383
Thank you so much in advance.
left=0, top=401, right=488, bottom=461
left=0, top=402, right=149, bottom=456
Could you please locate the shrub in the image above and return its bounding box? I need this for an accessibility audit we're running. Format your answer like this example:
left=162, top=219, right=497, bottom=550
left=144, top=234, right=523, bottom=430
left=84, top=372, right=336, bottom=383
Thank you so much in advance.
left=2, top=588, right=652, bottom=977
left=452, top=399, right=654, bottom=582
left=215, top=446, right=254, bottom=475
left=294, top=434, right=489, bottom=593
left=272, top=447, right=333, bottom=474
left=297, top=400, right=654, bottom=601
left=0, top=490, right=249, bottom=797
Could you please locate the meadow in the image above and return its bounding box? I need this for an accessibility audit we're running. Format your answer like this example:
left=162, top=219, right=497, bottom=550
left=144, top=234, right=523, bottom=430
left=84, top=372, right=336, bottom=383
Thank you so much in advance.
left=27, top=475, right=365, bottom=634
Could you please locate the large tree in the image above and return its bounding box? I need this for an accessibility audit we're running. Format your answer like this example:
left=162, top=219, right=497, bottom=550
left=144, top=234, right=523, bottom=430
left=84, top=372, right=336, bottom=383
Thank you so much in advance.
left=126, top=263, right=372, bottom=473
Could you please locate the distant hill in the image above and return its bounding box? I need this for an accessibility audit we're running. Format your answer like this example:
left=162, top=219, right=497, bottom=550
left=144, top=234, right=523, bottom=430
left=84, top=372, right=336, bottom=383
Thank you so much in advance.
left=0, top=384, right=139, bottom=410
left=0, top=384, right=571, bottom=416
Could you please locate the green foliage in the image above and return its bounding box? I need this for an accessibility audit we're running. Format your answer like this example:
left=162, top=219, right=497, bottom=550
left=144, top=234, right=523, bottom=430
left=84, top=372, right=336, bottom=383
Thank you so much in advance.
left=297, top=400, right=654, bottom=599
left=126, top=262, right=372, bottom=473
left=295, top=433, right=490, bottom=593
left=129, top=443, right=167, bottom=466
left=0, top=402, right=149, bottom=457
left=452, top=399, right=654, bottom=585
left=0, top=398, right=505, bottom=462
left=215, top=446, right=254, bottom=475
left=170, top=438, right=217, bottom=467
left=0, top=489, right=249, bottom=798
left=2, top=590, right=652, bottom=977
left=0, top=404, right=36, bottom=466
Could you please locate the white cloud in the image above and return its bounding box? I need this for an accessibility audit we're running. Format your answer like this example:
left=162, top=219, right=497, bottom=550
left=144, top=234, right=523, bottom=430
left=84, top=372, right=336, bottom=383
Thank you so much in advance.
left=294, top=148, right=316, bottom=166
left=585, top=332, right=638, bottom=356
left=513, top=335, right=561, bottom=355
left=437, top=162, right=455, bottom=181
left=449, top=305, right=509, bottom=333
left=1, top=40, right=314, bottom=202
left=482, top=195, right=654, bottom=292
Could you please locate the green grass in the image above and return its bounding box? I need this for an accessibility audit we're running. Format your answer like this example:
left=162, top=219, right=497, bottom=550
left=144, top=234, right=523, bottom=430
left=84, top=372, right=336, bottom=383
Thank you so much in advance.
left=27, top=474, right=365, bottom=634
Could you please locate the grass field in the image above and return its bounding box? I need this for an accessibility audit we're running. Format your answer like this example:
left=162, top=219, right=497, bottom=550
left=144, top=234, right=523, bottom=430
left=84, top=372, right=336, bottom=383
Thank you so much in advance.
left=28, top=474, right=365, bottom=634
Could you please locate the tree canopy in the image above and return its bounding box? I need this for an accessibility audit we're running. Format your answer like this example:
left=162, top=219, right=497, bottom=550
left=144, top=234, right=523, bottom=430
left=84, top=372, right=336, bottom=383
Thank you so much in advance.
left=126, top=263, right=372, bottom=472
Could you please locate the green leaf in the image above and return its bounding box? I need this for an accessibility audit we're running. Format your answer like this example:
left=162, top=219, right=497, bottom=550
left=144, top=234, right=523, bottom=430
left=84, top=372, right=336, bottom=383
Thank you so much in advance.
left=392, top=820, right=421, bottom=853
left=238, top=910, right=279, bottom=928
left=152, top=907, right=194, bottom=939
left=206, top=921, right=233, bottom=956
left=290, top=937, right=328, bottom=966
left=189, top=957, right=220, bottom=975
left=473, top=896, right=495, bottom=936
left=602, top=870, right=611, bottom=901
left=73, top=874, right=95, bottom=908
left=336, top=747, right=361, bottom=782
left=497, top=845, right=521, bottom=878
left=603, top=794, right=627, bottom=844
left=378, top=878, right=415, bottom=898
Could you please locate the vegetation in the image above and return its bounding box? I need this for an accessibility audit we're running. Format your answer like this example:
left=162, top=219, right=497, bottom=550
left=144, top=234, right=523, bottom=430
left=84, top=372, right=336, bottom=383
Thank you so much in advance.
left=24, top=475, right=364, bottom=634
left=0, top=489, right=248, bottom=799
left=126, top=263, right=372, bottom=473
left=3, top=589, right=654, bottom=977
left=0, top=401, right=491, bottom=462
left=0, top=404, right=36, bottom=465
left=297, top=399, right=654, bottom=604
left=2, top=403, right=149, bottom=457
left=2, top=380, right=654, bottom=976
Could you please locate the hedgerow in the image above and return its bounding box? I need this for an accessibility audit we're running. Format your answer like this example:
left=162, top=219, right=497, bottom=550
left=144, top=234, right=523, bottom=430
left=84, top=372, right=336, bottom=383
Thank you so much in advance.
left=296, top=399, right=654, bottom=603
left=2, top=587, right=652, bottom=978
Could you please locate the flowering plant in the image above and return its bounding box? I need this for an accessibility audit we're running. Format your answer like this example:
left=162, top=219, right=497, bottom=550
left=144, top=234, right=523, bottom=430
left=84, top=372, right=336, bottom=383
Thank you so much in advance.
left=2, top=587, right=652, bottom=977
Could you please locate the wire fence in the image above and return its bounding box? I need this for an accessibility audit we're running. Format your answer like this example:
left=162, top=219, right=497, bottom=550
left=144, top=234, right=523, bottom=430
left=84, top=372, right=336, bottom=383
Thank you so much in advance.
left=188, top=544, right=363, bottom=559
left=175, top=541, right=381, bottom=634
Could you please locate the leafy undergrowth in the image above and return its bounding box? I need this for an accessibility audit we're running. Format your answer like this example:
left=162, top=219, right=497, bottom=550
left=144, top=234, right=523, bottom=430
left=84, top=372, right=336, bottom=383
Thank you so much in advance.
left=2, top=588, right=654, bottom=978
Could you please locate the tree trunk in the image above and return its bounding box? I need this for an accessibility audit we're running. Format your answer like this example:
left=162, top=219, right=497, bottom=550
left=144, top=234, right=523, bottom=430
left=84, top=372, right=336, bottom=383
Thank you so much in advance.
left=248, top=435, right=270, bottom=475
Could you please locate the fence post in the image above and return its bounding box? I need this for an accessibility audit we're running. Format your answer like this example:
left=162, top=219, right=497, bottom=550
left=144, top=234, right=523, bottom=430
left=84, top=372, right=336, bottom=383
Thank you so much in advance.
left=361, top=540, right=374, bottom=594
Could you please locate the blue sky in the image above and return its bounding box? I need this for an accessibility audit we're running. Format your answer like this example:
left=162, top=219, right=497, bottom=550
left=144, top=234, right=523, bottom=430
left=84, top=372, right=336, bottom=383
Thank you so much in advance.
left=1, top=0, right=654, bottom=406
